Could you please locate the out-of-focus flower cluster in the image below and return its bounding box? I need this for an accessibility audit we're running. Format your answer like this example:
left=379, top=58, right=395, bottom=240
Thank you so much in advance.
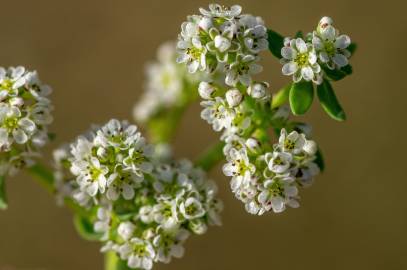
left=177, top=4, right=322, bottom=215
left=134, top=42, right=206, bottom=123
left=281, top=16, right=352, bottom=84
left=176, top=3, right=268, bottom=86
left=53, top=119, right=222, bottom=269
left=0, top=66, right=53, bottom=176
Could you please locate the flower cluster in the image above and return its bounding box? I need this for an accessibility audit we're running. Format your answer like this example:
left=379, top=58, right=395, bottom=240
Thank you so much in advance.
left=0, top=66, right=53, bottom=176
left=134, top=42, right=206, bottom=123
left=176, top=4, right=268, bottom=86
left=223, top=129, right=319, bottom=214
left=281, top=16, right=352, bottom=84
left=177, top=4, right=323, bottom=215
left=53, top=119, right=222, bottom=269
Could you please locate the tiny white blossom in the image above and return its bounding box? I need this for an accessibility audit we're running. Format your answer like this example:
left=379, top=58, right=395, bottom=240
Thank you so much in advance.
left=118, top=221, right=136, bottom=241
left=225, top=89, right=242, bottom=107
left=281, top=38, right=322, bottom=84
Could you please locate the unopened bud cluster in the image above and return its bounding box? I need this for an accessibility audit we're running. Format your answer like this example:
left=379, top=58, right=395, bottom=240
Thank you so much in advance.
left=53, top=119, right=222, bottom=269
left=0, top=67, right=53, bottom=176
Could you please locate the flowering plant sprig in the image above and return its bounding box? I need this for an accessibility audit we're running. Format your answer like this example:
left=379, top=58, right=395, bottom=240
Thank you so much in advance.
left=175, top=4, right=356, bottom=214
left=0, top=66, right=53, bottom=209
left=53, top=119, right=222, bottom=270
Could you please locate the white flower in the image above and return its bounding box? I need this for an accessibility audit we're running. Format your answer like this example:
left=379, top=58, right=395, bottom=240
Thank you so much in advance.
left=312, top=17, right=351, bottom=69
left=106, top=172, right=139, bottom=201
left=153, top=200, right=178, bottom=229
left=222, top=148, right=256, bottom=184
left=198, top=81, right=216, bottom=99
left=265, top=151, right=292, bottom=174
left=238, top=15, right=268, bottom=54
left=118, top=221, right=136, bottom=241
left=200, top=97, right=235, bottom=132
left=119, top=238, right=155, bottom=270
left=0, top=105, right=36, bottom=147
left=179, top=197, right=206, bottom=220
left=94, top=206, right=111, bottom=240
left=177, top=21, right=207, bottom=73
left=199, top=4, right=242, bottom=19
left=153, top=228, right=190, bottom=263
left=303, top=139, right=317, bottom=155
left=258, top=176, right=299, bottom=213
left=225, top=54, right=262, bottom=86
left=225, top=89, right=242, bottom=107
left=281, top=38, right=322, bottom=84
left=277, top=128, right=306, bottom=154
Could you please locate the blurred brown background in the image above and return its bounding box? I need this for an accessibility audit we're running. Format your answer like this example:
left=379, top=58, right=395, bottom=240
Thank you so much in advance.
left=0, top=0, right=406, bottom=269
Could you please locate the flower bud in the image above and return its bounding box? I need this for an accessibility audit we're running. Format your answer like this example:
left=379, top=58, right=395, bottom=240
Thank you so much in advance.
left=245, top=138, right=261, bottom=153
left=225, top=89, right=242, bottom=107
left=247, top=82, right=269, bottom=99
left=318, top=16, right=334, bottom=33
left=198, top=81, right=215, bottom=99
left=303, top=140, right=317, bottom=155
left=118, top=221, right=135, bottom=241
left=198, top=16, right=213, bottom=31
left=9, top=97, right=24, bottom=107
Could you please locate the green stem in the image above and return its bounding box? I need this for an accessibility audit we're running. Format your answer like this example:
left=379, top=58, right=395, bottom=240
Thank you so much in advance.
left=195, top=141, right=225, bottom=171
left=0, top=175, right=7, bottom=209
left=28, top=163, right=55, bottom=194
left=105, top=252, right=131, bottom=270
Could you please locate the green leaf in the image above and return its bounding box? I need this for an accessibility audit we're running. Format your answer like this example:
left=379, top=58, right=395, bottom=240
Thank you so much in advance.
left=347, top=43, right=357, bottom=56
left=271, top=83, right=291, bottom=109
left=73, top=214, right=102, bottom=241
left=295, top=30, right=304, bottom=38
left=105, top=252, right=132, bottom=270
left=317, top=80, right=346, bottom=121
left=289, top=81, right=314, bottom=115
left=267, top=29, right=284, bottom=59
left=28, top=163, right=55, bottom=193
left=315, top=148, right=325, bottom=172
left=0, top=175, right=7, bottom=210
left=322, top=64, right=353, bottom=81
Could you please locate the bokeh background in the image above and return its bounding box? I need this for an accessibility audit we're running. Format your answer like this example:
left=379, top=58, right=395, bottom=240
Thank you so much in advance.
left=0, top=0, right=406, bottom=269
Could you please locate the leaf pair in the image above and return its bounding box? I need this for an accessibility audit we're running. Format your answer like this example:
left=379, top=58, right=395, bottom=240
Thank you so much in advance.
left=289, top=80, right=346, bottom=121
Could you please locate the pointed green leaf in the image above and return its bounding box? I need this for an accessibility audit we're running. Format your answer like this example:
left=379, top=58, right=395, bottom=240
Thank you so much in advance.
left=271, top=83, right=291, bottom=109
left=322, top=64, right=353, bottom=81
left=0, top=175, right=7, bottom=209
left=289, top=81, right=314, bottom=115
left=317, top=80, right=346, bottom=121
left=267, top=29, right=284, bottom=59
left=73, top=214, right=102, bottom=241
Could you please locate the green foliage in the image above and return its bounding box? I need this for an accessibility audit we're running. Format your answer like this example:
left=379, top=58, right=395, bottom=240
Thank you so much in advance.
left=315, top=148, right=325, bottom=172
left=105, top=252, right=131, bottom=270
left=272, top=83, right=291, bottom=109
left=317, top=80, right=346, bottom=121
left=289, top=81, right=314, bottom=115
left=267, top=29, right=284, bottom=59
left=322, top=64, right=353, bottom=81
left=73, top=214, right=102, bottom=241
left=295, top=30, right=304, bottom=38
left=0, top=175, right=7, bottom=209
left=347, top=43, right=357, bottom=56
left=29, top=163, right=55, bottom=193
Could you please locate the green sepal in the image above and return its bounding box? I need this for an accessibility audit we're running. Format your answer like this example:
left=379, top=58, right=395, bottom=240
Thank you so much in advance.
left=289, top=81, right=314, bottom=115
left=267, top=29, right=284, bottom=59
left=0, top=175, right=7, bottom=210
left=316, top=80, right=346, bottom=121
left=271, top=83, right=291, bottom=109
left=315, top=148, right=325, bottom=172
left=73, top=214, right=102, bottom=241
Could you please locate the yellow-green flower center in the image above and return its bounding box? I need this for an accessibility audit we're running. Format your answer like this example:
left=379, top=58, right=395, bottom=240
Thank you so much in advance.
left=324, top=42, right=336, bottom=56
left=3, top=117, right=18, bottom=131
left=284, top=139, right=295, bottom=150
left=295, top=53, right=309, bottom=67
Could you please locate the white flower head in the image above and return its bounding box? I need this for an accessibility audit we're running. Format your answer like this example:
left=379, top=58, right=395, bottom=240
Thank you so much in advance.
left=277, top=128, right=306, bottom=154
left=312, top=17, right=351, bottom=69
left=247, top=81, right=269, bottom=99
left=118, top=221, right=136, bottom=241
left=281, top=38, right=322, bottom=84
left=119, top=238, right=155, bottom=270
left=265, top=151, right=293, bottom=174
